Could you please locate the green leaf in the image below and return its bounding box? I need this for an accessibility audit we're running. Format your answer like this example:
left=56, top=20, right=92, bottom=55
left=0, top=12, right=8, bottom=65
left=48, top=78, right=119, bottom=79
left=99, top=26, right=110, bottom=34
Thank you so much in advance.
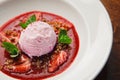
left=58, top=29, right=72, bottom=44
left=19, top=22, right=27, bottom=29
left=20, top=15, right=36, bottom=29
left=2, top=42, right=19, bottom=58
left=28, top=15, right=36, bottom=23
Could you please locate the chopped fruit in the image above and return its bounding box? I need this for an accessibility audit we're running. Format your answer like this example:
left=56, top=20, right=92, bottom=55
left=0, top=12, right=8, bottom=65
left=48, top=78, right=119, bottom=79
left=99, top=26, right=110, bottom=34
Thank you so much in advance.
left=4, top=54, right=31, bottom=73
left=35, top=13, right=41, bottom=21
left=0, top=30, right=20, bottom=45
left=0, top=33, right=11, bottom=42
left=48, top=51, right=68, bottom=72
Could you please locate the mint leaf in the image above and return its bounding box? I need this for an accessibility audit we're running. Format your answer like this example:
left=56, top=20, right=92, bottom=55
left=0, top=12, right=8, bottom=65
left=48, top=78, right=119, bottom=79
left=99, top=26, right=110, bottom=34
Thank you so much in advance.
left=28, top=15, right=36, bottom=23
left=2, top=42, right=19, bottom=58
left=19, top=22, right=27, bottom=29
left=20, top=15, right=36, bottom=29
left=58, top=29, right=72, bottom=44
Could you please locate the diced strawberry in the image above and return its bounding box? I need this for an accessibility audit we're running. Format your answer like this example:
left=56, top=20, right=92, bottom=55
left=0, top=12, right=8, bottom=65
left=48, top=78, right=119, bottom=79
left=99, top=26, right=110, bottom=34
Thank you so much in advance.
left=48, top=51, right=68, bottom=73
left=0, top=31, right=19, bottom=45
left=11, top=61, right=31, bottom=73
left=0, top=33, right=11, bottom=42
left=4, top=54, right=31, bottom=73
left=35, top=13, right=42, bottom=21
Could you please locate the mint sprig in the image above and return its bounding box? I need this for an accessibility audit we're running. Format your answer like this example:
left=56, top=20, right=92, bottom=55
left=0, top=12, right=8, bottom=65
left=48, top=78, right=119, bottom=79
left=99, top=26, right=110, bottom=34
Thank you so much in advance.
left=58, top=29, right=72, bottom=44
left=20, top=15, right=36, bottom=29
left=2, top=42, right=19, bottom=58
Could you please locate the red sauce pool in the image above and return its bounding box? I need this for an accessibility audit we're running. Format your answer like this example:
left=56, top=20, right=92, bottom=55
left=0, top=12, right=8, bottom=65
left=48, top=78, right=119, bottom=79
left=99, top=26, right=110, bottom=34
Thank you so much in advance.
left=0, top=11, right=79, bottom=80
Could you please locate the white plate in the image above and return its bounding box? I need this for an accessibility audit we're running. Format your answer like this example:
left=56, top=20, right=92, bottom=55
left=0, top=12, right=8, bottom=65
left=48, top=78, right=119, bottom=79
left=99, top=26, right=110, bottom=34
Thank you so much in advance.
left=0, top=0, right=113, bottom=80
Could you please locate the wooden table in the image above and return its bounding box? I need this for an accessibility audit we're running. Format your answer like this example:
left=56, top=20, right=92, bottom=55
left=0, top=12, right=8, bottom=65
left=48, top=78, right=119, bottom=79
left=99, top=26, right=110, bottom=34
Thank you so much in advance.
left=95, top=0, right=120, bottom=80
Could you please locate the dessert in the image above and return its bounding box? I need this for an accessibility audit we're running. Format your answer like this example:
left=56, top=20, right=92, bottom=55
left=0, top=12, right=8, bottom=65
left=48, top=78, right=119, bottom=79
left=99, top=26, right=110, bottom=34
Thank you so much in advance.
left=0, top=11, right=79, bottom=79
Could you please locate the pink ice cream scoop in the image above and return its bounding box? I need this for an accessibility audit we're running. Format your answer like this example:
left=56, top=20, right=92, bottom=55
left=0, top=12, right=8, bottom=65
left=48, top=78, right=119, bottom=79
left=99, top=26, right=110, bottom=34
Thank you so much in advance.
left=19, top=21, right=56, bottom=58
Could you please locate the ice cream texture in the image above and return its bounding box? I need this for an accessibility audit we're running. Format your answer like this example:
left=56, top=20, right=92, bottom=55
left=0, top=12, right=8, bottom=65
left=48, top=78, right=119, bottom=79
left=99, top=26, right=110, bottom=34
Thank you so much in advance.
left=19, top=21, right=56, bottom=58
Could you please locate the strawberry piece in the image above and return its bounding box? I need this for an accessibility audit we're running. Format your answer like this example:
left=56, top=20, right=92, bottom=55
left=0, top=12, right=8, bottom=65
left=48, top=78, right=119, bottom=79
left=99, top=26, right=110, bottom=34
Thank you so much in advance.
left=0, top=31, right=20, bottom=45
left=48, top=51, right=68, bottom=73
left=35, top=13, right=42, bottom=21
left=10, top=61, right=31, bottom=73
left=0, top=33, right=11, bottom=42
left=4, top=54, right=31, bottom=73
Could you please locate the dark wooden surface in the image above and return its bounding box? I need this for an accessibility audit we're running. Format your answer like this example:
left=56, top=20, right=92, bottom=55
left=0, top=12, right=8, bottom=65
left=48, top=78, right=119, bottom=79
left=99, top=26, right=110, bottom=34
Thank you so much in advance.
left=95, top=0, right=120, bottom=80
